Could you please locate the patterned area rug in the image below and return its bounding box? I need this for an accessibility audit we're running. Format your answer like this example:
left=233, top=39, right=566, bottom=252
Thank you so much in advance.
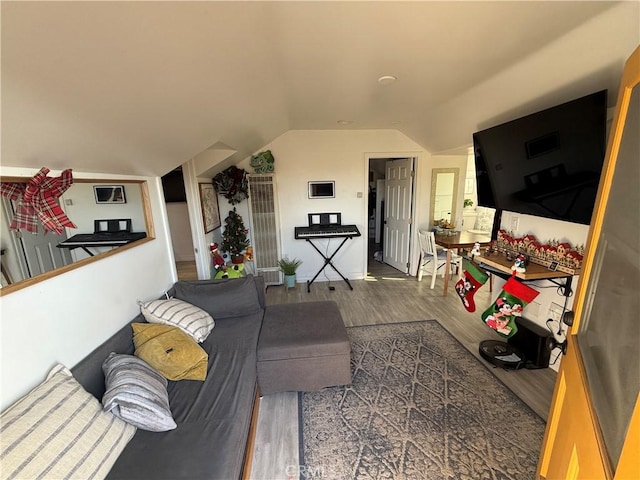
left=300, top=321, right=545, bottom=479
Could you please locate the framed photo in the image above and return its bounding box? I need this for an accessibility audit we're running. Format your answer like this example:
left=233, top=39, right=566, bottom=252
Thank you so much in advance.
left=94, top=185, right=126, bottom=204
left=308, top=181, right=335, bottom=199
left=199, top=183, right=221, bottom=233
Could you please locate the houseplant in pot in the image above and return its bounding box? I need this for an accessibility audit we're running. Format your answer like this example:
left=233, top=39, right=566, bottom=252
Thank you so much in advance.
left=278, top=257, right=302, bottom=288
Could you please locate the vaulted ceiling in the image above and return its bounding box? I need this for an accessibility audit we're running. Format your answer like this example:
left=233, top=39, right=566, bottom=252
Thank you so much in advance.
left=2, top=2, right=638, bottom=177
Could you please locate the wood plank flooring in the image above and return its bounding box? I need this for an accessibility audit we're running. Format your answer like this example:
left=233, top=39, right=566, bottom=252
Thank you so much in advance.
left=176, top=256, right=557, bottom=480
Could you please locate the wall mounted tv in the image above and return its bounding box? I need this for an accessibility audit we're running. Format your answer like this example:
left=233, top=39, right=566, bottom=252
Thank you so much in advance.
left=473, top=89, right=607, bottom=226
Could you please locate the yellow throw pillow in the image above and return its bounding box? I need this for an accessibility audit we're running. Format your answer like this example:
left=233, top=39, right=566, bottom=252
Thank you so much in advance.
left=132, top=323, right=208, bottom=381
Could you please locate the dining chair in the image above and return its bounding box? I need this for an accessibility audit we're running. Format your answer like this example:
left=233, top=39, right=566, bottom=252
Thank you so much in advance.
left=417, top=229, right=462, bottom=289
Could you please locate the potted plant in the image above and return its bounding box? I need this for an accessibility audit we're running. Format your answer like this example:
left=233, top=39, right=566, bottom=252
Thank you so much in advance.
left=278, top=257, right=302, bottom=288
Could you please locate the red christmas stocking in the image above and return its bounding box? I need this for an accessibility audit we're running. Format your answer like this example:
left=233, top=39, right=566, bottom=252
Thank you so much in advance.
left=481, top=277, right=539, bottom=338
left=454, top=259, right=489, bottom=312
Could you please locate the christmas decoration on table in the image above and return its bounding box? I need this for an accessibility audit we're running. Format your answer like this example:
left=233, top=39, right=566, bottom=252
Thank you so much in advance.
left=0, top=167, right=77, bottom=234
left=481, top=277, right=539, bottom=338
left=511, top=254, right=527, bottom=273
left=455, top=259, right=489, bottom=312
left=433, top=218, right=458, bottom=235
left=471, top=242, right=482, bottom=257
left=495, top=229, right=584, bottom=274
left=250, top=150, right=275, bottom=173
left=221, top=208, right=250, bottom=263
left=212, top=166, right=249, bottom=205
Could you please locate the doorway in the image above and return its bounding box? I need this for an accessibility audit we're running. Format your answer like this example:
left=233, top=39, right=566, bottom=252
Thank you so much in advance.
left=366, top=156, right=416, bottom=277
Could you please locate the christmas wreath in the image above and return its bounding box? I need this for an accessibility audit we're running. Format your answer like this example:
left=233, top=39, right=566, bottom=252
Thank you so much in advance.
left=212, top=166, right=248, bottom=205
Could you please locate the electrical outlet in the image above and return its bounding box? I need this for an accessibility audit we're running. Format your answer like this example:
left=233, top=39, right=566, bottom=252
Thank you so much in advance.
left=548, top=302, right=564, bottom=323
left=510, top=216, right=519, bottom=232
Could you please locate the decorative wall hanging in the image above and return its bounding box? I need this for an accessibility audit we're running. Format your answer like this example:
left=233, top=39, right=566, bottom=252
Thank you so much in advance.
left=250, top=150, right=275, bottom=173
left=494, top=229, right=584, bottom=274
left=212, top=166, right=248, bottom=205
left=199, top=183, right=221, bottom=233
left=0, top=167, right=76, bottom=234
left=93, top=185, right=126, bottom=204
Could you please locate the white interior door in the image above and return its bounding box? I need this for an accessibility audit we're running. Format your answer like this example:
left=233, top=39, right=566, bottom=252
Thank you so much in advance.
left=383, top=158, right=413, bottom=273
left=1, top=197, right=72, bottom=279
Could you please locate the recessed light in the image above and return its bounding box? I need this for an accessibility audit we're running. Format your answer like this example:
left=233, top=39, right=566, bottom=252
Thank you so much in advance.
left=391, top=120, right=402, bottom=125
left=377, top=75, right=397, bottom=85
left=337, top=120, right=353, bottom=125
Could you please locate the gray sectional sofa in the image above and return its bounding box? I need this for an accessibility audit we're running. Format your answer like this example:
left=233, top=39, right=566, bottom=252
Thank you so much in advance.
left=72, top=275, right=266, bottom=480
left=1, top=274, right=352, bottom=479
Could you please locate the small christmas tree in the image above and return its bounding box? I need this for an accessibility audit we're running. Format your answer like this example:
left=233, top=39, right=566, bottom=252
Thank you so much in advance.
left=221, top=208, right=250, bottom=261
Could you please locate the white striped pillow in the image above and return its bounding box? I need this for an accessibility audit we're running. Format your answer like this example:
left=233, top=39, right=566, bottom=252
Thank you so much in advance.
left=0, top=364, right=136, bottom=480
left=139, top=298, right=214, bottom=343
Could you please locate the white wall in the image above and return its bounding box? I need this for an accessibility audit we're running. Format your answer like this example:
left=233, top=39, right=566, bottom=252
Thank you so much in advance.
left=60, top=182, right=148, bottom=261
left=237, top=130, right=427, bottom=282
left=0, top=167, right=177, bottom=410
left=496, top=210, right=590, bottom=371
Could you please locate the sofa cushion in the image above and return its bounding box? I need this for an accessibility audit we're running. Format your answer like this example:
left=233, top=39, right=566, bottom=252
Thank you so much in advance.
left=139, top=297, right=214, bottom=343
left=102, top=352, right=177, bottom=432
left=172, top=275, right=262, bottom=319
left=133, top=323, right=208, bottom=381
left=0, top=364, right=136, bottom=479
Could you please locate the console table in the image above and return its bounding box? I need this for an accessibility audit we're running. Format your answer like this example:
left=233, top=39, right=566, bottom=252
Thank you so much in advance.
left=474, top=254, right=576, bottom=297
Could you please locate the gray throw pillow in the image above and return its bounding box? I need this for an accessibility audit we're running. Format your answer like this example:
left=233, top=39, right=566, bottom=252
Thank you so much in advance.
left=172, top=275, right=262, bottom=319
left=102, top=353, right=177, bottom=432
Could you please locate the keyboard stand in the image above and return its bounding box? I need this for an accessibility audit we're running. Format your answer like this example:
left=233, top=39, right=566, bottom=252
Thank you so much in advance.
left=304, top=236, right=355, bottom=293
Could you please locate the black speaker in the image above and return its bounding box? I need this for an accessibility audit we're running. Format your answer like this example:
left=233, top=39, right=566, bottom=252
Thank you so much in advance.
left=507, top=317, right=555, bottom=368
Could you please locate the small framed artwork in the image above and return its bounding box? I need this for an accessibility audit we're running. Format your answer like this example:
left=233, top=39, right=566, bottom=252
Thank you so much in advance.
left=94, top=185, right=126, bottom=204
left=548, top=261, right=559, bottom=271
left=308, top=181, right=335, bottom=199
left=199, top=183, right=221, bottom=233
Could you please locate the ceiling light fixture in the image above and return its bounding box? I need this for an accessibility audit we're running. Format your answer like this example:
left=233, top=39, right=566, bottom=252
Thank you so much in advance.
left=377, top=75, right=397, bottom=85
left=337, top=120, right=353, bottom=125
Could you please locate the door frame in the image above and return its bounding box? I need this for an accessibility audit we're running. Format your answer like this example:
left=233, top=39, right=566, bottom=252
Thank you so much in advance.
left=363, top=152, right=424, bottom=277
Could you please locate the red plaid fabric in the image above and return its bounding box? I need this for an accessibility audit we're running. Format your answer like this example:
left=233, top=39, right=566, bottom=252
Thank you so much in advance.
left=0, top=168, right=77, bottom=234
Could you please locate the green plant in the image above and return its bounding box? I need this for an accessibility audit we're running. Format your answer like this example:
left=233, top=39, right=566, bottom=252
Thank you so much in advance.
left=464, top=198, right=474, bottom=208
left=221, top=208, right=250, bottom=258
left=278, top=257, right=302, bottom=276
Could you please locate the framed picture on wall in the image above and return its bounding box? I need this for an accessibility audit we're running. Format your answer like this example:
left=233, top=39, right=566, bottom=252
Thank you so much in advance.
left=94, top=185, right=126, bottom=204
left=199, top=183, right=221, bottom=233
left=308, top=181, right=335, bottom=199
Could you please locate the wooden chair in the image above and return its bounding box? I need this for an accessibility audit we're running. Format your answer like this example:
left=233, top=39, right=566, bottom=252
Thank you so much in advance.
left=417, top=229, right=462, bottom=289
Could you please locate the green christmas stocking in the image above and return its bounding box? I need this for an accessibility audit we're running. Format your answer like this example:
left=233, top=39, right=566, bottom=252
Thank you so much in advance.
left=454, top=259, right=489, bottom=312
left=481, top=277, right=539, bottom=338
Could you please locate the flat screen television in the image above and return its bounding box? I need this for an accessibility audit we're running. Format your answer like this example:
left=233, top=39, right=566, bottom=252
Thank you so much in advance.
left=473, top=89, right=607, bottom=227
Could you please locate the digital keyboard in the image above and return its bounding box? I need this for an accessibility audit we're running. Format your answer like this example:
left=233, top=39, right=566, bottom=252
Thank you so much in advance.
left=57, top=232, right=147, bottom=255
left=294, top=225, right=361, bottom=239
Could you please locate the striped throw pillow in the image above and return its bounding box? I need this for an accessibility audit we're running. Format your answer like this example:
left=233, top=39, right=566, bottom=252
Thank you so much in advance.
left=0, top=364, right=136, bottom=480
left=102, top=353, right=177, bottom=432
left=139, top=298, right=214, bottom=343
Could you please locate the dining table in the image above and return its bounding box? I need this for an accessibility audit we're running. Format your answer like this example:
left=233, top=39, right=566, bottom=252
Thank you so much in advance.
left=434, top=230, right=492, bottom=296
